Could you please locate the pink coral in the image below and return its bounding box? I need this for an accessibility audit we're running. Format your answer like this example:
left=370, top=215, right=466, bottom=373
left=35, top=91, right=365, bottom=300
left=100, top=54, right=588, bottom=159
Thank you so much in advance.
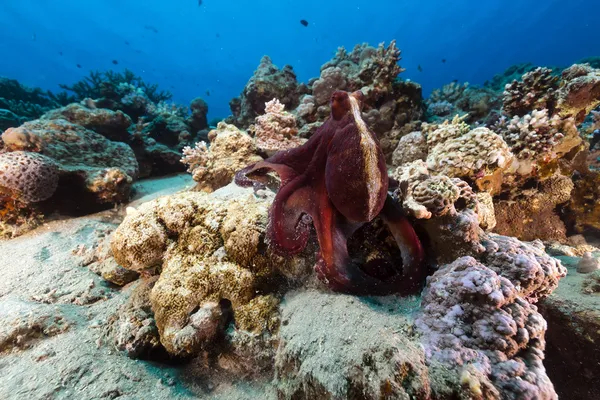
left=253, top=98, right=306, bottom=156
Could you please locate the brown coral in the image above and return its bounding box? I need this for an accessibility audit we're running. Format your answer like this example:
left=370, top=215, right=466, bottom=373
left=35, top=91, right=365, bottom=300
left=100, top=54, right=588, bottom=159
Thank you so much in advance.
left=181, top=122, right=263, bottom=192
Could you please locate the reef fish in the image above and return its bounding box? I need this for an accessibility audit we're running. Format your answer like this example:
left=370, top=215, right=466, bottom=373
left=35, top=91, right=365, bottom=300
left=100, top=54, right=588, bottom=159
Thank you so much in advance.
left=300, top=19, right=309, bottom=27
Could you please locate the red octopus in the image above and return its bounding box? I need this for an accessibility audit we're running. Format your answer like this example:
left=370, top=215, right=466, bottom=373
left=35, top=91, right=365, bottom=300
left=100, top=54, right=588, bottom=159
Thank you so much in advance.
left=235, top=91, right=425, bottom=295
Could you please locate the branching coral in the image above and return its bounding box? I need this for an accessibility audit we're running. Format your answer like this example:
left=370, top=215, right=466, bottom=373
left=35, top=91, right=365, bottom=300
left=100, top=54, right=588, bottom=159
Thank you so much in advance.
left=181, top=122, right=262, bottom=192
left=251, top=98, right=305, bottom=155
left=58, top=69, right=172, bottom=104
left=503, top=67, right=559, bottom=117
left=493, top=109, right=578, bottom=163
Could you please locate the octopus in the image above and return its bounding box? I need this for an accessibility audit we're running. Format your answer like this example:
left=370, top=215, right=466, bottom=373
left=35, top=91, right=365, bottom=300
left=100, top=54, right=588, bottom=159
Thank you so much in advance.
left=235, top=91, right=425, bottom=295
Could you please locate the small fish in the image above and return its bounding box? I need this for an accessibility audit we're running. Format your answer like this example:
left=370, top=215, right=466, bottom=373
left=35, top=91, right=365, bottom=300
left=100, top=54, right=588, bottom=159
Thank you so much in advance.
left=216, top=33, right=220, bottom=38
left=198, top=0, right=203, bottom=5
left=417, top=65, right=423, bottom=72
left=58, top=51, right=63, bottom=56
left=442, top=58, right=447, bottom=63
left=125, top=41, right=130, bottom=46
left=112, top=60, right=119, bottom=65
left=300, top=19, right=308, bottom=27
left=206, top=90, right=210, bottom=96
left=76, top=64, right=82, bottom=68
left=144, top=25, right=159, bottom=33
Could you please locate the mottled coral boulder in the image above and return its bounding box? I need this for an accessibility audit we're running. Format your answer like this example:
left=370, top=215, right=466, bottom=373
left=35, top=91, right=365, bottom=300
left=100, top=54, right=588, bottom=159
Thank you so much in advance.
left=3, top=118, right=138, bottom=204
left=181, top=122, right=262, bottom=192
left=42, top=103, right=132, bottom=142
left=417, top=256, right=558, bottom=400
left=228, top=56, right=308, bottom=128
left=0, top=151, right=59, bottom=203
left=111, top=187, right=310, bottom=356
left=186, top=97, right=209, bottom=133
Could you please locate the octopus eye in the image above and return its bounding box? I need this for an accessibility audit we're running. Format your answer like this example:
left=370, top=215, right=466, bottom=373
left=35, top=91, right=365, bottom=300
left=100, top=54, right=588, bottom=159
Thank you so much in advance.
left=331, top=91, right=349, bottom=120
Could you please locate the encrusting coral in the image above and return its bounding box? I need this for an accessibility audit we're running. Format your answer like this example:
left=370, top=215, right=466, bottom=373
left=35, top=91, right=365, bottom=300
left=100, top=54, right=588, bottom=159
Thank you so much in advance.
left=111, top=189, right=311, bottom=357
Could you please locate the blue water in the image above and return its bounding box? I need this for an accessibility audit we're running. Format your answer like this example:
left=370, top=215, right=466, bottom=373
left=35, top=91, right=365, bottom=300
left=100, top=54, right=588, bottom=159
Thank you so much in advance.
left=1, top=0, right=597, bottom=119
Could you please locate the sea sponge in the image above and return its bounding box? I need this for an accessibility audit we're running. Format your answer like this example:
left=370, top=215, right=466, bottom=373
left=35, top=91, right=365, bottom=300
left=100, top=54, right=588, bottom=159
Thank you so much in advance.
left=0, top=151, right=59, bottom=203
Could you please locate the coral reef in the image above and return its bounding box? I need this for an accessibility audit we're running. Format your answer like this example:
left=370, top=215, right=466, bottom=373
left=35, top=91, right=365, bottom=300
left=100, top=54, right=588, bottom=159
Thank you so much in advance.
left=58, top=69, right=172, bottom=107
left=0, top=77, right=65, bottom=128
left=181, top=122, right=263, bottom=192
left=236, top=91, right=425, bottom=294
left=426, top=82, right=501, bottom=124
left=227, top=56, right=308, bottom=128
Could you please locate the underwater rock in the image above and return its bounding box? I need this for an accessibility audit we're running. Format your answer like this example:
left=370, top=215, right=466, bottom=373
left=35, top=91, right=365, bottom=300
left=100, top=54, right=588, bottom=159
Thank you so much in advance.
left=275, top=290, right=430, bottom=399
left=228, top=56, right=308, bottom=129
left=3, top=118, right=138, bottom=205
left=536, top=255, right=600, bottom=400
left=42, top=103, right=132, bottom=142
left=251, top=98, right=305, bottom=156
left=108, top=277, right=163, bottom=359
left=493, top=174, right=573, bottom=242
left=0, top=297, right=70, bottom=353
left=181, top=122, right=263, bottom=192
left=110, top=187, right=311, bottom=357
left=417, top=256, right=558, bottom=400
left=576, top=252, right=600, bottom=273
left=186, top=97, right=209, bottom=134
